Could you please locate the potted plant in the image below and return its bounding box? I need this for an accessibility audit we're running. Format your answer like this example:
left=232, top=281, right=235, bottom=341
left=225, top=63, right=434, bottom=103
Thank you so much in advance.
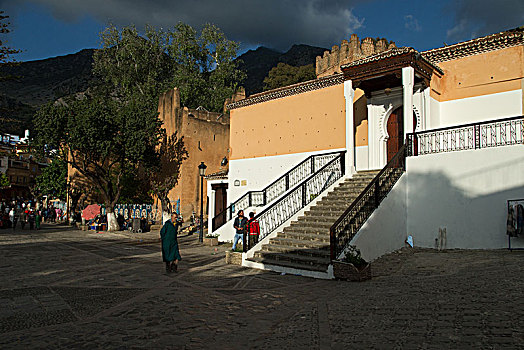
left=333, top=245, right=371, bottom=281
left=203, top=233, right=219, bottom=246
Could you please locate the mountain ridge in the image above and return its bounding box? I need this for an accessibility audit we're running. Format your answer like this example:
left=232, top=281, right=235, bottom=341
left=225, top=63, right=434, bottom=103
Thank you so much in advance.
left=0, top=44, right=326, bottom=135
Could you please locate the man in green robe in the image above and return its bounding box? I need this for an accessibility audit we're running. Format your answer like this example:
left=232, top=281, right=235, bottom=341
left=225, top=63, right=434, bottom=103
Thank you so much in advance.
left=160, top=212, right=182, bottom=273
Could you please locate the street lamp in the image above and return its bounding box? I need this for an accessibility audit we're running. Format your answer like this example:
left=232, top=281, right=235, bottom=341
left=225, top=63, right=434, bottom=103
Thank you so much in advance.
left=198, top=161, right=207, bottom=243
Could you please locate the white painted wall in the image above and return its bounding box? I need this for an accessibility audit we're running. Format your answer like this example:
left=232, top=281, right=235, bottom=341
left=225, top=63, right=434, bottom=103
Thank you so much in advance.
left=428, top=96, right=441, bottom=130
left=439, top=90, right=522, bottom=127
left=228, top=148, right=345, bottom=206
left=407, top=144, right=524, bottom=249
left=348, top=175, right=408, bottom=262
left=355, top=146, right=369, bottom=171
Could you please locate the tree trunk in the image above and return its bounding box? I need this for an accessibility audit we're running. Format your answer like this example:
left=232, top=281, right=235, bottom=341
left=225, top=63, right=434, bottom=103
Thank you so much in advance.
left=105, top=199, right=119, bottom=231
left=107, top=209, right=119, bottom=231
left=160, top=195, right=171, bottom=225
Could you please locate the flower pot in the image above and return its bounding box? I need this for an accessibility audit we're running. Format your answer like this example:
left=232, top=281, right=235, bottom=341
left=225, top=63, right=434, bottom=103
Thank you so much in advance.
left=333, top=261, right=371, bottom=281
left=225, top=250, right=242, bottom=265
left=203, top=237, right=219, bottom=246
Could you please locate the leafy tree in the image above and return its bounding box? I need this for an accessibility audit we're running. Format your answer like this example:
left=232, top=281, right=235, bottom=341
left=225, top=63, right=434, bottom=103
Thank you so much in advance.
left=34, top=23, right=242, bottom=230
left=263, top=63, right=316, bottom=91
left=0, top=172, right=9, bottom=187
left=34, top=93, right=161, bottom=230
left=169, top=23, right=246, bottom=112
left=35, top=158, right=67, bottom=200
left=146, top=130, right=188, bottom=218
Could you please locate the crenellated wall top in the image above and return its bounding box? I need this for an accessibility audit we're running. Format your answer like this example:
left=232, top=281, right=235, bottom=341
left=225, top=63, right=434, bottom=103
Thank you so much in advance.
left=316, top=34, right=396, bottom=78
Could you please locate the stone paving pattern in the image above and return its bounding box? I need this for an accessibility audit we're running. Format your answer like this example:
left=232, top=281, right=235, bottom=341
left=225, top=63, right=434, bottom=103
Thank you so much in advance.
left=1, top=223, right=523, bottom=349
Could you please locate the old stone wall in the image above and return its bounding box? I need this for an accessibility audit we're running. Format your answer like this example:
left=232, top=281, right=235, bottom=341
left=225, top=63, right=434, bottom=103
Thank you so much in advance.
left=158, top=88, right=230, bottom=221
left=316, top=34, right=396, bottom=78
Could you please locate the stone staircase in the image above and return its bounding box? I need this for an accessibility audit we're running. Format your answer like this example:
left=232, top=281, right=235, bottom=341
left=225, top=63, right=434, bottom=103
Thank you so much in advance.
left=247, top=171, right=380, bottom=273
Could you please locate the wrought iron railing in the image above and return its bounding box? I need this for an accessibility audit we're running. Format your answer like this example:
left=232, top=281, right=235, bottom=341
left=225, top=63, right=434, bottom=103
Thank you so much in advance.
left=251, top=151, right=345, bottom=243
left=407, top=115, right=523, bottom=156
left=330, top=145, right=406, bottom=260
left=212, top=150, right=341, bottom=231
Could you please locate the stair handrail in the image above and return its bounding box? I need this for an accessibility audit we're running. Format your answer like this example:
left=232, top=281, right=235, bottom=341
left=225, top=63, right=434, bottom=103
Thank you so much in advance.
left=248, top=151, right=346, bottom=248
left=212, top=150, right=342, bottom=231
left=407, top=115, right=523, bottom=156
left=330, top=145, right=407, bottom=261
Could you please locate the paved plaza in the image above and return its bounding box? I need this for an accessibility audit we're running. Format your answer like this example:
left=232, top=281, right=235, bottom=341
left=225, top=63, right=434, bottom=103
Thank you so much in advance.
left=0, top=223, right=523, bottom=349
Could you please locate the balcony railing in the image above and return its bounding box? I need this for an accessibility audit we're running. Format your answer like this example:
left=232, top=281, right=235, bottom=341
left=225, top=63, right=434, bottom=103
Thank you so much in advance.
left=212, top=150, right=341, bottom=231
left=330, top=145, right=406, bottom=261
left=407, top=115, right=523, bottom=156
left=254, top=151, right=345, bottom=244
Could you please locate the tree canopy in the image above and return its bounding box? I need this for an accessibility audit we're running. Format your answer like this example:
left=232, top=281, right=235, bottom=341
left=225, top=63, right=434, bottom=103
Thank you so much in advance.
left=33, top=23, right=243, bottom=228
left=35, top=159, right=67, bottom=201
left=263, top=63, right=316, bottom=91
left=0, top=172, right=9, bottom=187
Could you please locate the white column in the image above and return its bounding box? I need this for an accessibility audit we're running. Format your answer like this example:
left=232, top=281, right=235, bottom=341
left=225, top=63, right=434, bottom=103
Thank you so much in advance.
left=422, top=86, right=430, bottom=131
left=367, top=103, right=377, bottom=169
left=402, top=67, right=415, bottom=138
left=207, top=181, right=215, bottom=233
left=344, top=80, right=356, bottom=175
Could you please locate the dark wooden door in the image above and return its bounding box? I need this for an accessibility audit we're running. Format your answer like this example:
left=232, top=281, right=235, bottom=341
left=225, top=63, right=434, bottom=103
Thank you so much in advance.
left=387, top=107, right=404, bottom=162
left=212, top=183, right=228, bottom=229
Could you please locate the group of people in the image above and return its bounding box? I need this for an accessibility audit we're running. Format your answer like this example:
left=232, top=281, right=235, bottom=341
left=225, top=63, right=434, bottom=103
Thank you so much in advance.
left=158, top=209, right=260, bottom=275
left=232, top=210, right=260, bottom=252
left=0, top=201, right=62, bottom=230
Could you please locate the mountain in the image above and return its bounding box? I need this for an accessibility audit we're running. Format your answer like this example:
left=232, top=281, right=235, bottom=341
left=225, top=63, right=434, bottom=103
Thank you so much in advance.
left=0, top=43, right=326, bottom=135
left=236, top=44, right=327, bottom=95
left=0, top=49, right=95, bottom=135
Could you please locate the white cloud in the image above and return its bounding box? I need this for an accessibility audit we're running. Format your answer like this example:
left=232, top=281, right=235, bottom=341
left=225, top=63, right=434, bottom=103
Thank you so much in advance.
left=404, top=15, right=421, bottom=32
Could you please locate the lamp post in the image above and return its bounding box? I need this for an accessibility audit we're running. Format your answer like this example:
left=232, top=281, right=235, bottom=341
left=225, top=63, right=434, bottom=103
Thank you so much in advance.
left=198, top=161, right=207, bottom=243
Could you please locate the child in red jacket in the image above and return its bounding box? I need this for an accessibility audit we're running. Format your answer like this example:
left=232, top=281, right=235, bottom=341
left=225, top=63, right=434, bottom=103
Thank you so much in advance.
left=247, top=212, right=260, bottom=250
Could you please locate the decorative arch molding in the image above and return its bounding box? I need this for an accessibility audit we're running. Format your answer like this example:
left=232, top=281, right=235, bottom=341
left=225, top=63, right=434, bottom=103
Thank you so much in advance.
left=379, top=104, right=421, bottom=142
left=376, top=103, right=421, bottom=168
left=379, top=103, right=401, bottom=143
left=413, top=106, right=421, bottom=131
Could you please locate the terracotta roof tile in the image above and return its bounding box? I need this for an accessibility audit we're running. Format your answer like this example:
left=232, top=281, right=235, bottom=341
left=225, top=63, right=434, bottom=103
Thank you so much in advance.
left=227, top=74, right=344, bottom=110
left=205, top=169, right=228, bottom=180
left=422, top=27, right=524, bottom=63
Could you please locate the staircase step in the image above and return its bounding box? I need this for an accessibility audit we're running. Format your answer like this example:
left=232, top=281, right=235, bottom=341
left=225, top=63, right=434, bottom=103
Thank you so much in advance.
left=253, top=251, right=330, bottom=269
left=269, top=237, right=330, bottom=249
left=283, top=225, right=329, bottom=234
left=277, top=231, right=330, bottom=243
left=288, top=220, right=332, bottom=229
left=247, top=256, right=329, bottom=272
left=261, top=244, right=330, bottom=258
left=242, top=168, right=398, bottom=277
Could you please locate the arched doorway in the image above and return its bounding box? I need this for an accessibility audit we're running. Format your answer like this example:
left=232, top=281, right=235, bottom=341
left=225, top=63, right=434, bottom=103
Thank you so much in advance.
left=386, top=107, right=404, bottom=162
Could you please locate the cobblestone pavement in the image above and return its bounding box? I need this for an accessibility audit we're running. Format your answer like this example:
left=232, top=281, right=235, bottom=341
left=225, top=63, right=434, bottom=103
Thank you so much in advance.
left=1, top=223, right=523, bottom=349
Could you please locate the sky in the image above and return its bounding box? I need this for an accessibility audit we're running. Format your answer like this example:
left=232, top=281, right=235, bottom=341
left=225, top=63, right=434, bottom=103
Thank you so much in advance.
left=1, top=0, right=523, bottom=62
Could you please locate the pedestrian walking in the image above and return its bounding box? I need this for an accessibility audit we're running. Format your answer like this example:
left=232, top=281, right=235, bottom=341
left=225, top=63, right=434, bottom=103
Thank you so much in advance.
left=12, top=208, right=18, bottom=231
left=160, top=212, right=182, bottom=273
left=232, top=210, right=248, bottom=252
left=9, top=208, right=15, bottom=228
left=19, top=210, right=27, bottom=230
left=35, top=211, right=41, bottom=230
left=28, top=210, right=35, bottom=230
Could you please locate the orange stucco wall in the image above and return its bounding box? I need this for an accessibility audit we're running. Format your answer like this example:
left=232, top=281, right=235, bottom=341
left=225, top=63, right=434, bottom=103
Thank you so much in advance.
left=430, top=45, right=524, bottom=101
left=158, top=89, right=230, bottom=220
left=354, top=93, right=368, bottom=147
left=230, top=84, right=356, bottom=160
